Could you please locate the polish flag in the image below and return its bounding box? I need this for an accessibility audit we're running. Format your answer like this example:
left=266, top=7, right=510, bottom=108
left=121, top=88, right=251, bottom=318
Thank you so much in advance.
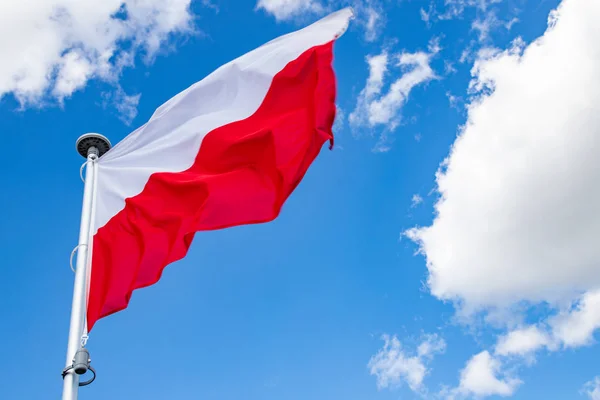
left=86, top=8, right=353, bottom=330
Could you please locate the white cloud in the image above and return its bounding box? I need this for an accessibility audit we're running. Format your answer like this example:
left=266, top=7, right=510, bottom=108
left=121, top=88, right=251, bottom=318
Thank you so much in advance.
left=368, top=333, right=445, bottom=393
left=349, top=51, right=387, bottom=126
left=550, top=289, right=600, bottom=348
left=101, top=85, right=141, bottom=125
left=350, top=1, right=386, bottom=43
left=256, top=0, right=324, bottom=21
left=471, top=12, right=500, bottom=42
left=333, top=105, right=345, bottom=133
left=472, top=11, right=521, bottom=42
left=405, top=0, right=600, bottom=317
left=453, top=351, right=521, bottom=398
left=53, top=50, right=94, bottom=100
left=420, top=6, right=433, bottom=28
left=412, top=194, right=424, bottom=207
left=451, top=303, right=600, bottom=398
left=349, top=41, right=438, bottom=150
left=364, top=52, right=389, bottom=97
left=490, top=290, right=600, bottom=360
left=202, top=0, right=220, bottom=13
left=495, top=326, right=551, bottom=357
left=417, top=333, right=447, bottom=357
left=113, top=86, right=141, bottom=125
left=439, top=0, right=501, bottom=20
left=505, top=17, right=519, bottom=30
left=444, top=60, right=457, bottom=75
left=406, top=2, right=600, bottom=393
left=0, top=0, right=194, bottom=105
left=359, top=52, right=436, bottom=127
left=446, top=92, right=461, bottom=110
left=582, top=377, right=600, bottom=400
left=458, top=44, right=474, bottom=64
left=256, top=1, right=385, bottom=43
left=363, top=5, right=382, bottom=42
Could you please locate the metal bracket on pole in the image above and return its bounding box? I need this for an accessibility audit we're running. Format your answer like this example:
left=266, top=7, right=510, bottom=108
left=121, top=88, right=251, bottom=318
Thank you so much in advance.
left=62, top=347, right=97, bottom=387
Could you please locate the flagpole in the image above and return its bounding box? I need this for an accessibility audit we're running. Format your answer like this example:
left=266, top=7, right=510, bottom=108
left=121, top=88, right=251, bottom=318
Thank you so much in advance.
left=62, top=134, right=110, bottom=400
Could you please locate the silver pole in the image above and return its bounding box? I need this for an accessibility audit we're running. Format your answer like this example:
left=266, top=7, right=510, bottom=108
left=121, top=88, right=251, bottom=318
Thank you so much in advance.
left=62, top=146, right=98, bottom=400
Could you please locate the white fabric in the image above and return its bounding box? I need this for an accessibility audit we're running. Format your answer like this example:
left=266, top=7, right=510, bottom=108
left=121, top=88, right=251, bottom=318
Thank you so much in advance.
left=93, top=8, right=353, bottom=234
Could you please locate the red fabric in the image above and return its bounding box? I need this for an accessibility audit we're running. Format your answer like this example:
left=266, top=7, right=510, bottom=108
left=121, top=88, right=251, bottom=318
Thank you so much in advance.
left=87, top=42, right=337, bottom=330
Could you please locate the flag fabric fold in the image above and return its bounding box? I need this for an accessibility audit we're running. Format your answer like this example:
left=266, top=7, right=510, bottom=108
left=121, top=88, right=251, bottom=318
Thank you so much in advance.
left=86, top=8, right=353, bottom=330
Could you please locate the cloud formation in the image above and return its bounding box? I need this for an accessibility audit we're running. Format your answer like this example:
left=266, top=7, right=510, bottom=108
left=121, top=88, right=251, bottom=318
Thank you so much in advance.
left=583, top=377, right=600, bottom=400
left=256, top=0, right=324, bottom=21
left=256, top=0, right=386, bottom=43
left=450, top=351, right=521, bottom=398
left=411, top=194, right=424, bottom=207
left=0, top=0, right=193, bottom=107
left=349, top=41, right=438, bottom=151
left=404, top=0, right=600, bottom=395
left=368, top=333, right=445, bottom=394
left=104, top=86, right=141, bottom=126
left=448, top=289, right=600, bottom=398
left=494, top=325, right=552, bottom=357
left=406, top=0, right=600, bottom=316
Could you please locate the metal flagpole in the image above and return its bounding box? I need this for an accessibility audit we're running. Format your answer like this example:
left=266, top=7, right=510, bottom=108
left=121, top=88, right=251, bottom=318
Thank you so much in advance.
left=62, top=133, right=110, bottom=400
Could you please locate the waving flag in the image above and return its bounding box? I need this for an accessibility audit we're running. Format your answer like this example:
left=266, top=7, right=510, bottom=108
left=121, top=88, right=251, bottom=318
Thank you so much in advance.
left=86, top=8, right=353, bottom=330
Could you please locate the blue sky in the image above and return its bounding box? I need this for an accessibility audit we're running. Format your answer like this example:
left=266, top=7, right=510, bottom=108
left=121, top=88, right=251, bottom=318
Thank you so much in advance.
left=2, top=0, right=600, bottom=399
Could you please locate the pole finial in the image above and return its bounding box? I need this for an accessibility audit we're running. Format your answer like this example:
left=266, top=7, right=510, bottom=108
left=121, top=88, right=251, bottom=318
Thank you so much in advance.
left=76, top=133, right=111, bottom=159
